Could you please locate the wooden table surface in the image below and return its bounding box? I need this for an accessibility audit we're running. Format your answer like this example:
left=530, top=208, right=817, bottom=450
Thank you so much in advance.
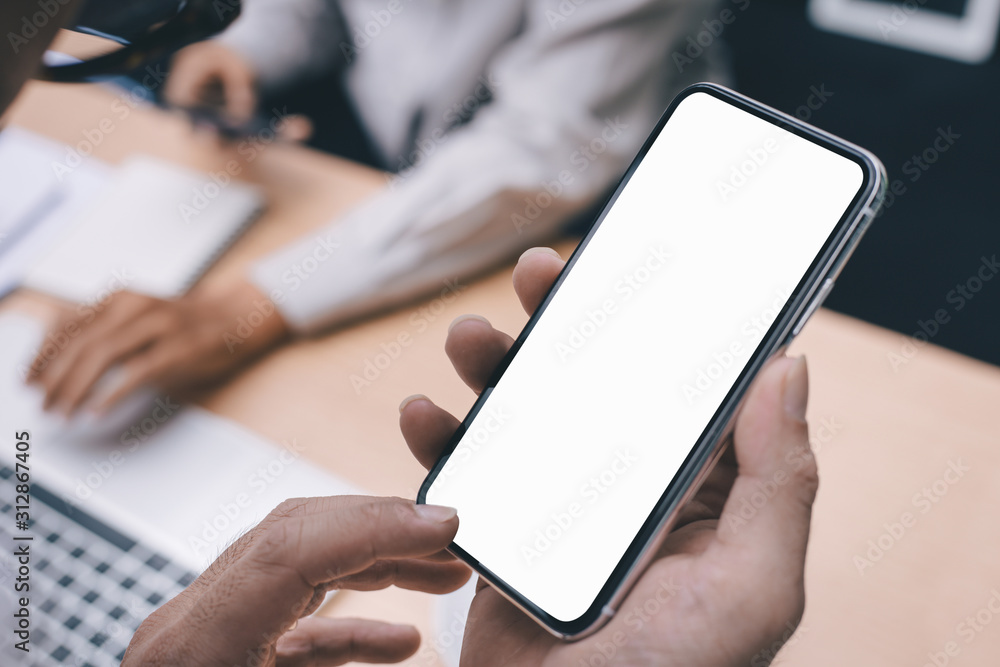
left=4, top=80, right=999, bottom=666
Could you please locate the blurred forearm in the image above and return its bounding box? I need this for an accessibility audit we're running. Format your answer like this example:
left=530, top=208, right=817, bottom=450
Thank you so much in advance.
left=248, top=0, right=718, bottom=333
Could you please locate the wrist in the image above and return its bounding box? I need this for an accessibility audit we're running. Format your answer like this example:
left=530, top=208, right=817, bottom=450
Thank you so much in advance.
left=215, top=279, right=292, bottom=352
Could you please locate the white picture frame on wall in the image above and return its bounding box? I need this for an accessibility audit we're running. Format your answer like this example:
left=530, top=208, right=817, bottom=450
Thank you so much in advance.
left=809, top=0, right=1000, bottom=63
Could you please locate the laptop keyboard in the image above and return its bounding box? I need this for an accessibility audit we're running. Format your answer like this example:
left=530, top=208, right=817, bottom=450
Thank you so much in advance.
left=0, top=466, right=198, bottom=666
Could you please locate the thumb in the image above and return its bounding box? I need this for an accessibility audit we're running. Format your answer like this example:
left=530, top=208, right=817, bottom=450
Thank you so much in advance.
left=173, top=497, right=458, bottom=665
left=713, top=356, right=818, bottom=572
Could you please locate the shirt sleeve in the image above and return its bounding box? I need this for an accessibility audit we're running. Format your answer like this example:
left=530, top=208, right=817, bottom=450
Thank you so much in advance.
left=250, top=0, right=719, bottom=334
left=215, top=0, right=346, bottom=90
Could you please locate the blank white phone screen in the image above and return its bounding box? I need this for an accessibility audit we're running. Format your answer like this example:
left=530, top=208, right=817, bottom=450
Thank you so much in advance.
left=425, top=91, right=864, bottom=623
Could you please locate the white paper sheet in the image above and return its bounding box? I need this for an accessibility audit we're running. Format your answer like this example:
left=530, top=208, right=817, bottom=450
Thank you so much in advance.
left=0, top=128, right=112, bottom=298
left=24, top=155, right=264, bottom=302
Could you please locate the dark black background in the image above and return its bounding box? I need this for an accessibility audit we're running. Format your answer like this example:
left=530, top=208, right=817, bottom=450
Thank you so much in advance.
left=725, top=0, right=999, bottom=365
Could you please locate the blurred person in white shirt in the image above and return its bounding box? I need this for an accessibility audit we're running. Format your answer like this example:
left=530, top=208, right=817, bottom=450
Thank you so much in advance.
left=29, top=0, right=728, bottom=414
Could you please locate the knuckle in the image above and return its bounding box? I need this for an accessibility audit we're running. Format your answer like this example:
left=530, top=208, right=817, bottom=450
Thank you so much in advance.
left=789, top=447, right=820, bottom=502
left=760, top=583, right=806, bottom=643
left=65, top=336, right=94, bottom=360
left=784, top=424, right=820, bottom=498
left=124, top=357, right=156, bottom=385
left=150, top=309, right=179, bottom=331
left=90, top=343, right=119, bottom=370
left=251, top=515, right=301, bottom=567
left=269, top=497, right=311, bottom=520
left=354, top=499, right=390, bottom=527
left=122, top=611, right=189, bottom=665
left=726, top=571, right=805, bottom=648
left=132, top=351, right=172, bottom=380
left=349, top=500, right=397, bottom=562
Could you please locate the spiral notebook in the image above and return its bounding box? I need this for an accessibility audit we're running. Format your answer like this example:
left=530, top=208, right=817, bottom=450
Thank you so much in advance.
left=23, top=155, right=264, bottom=302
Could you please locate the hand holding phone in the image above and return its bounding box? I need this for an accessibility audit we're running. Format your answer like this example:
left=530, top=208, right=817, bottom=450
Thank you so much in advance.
left=418, top=84, right=885, bottom=640
left=402, top=248, right=818, bottom=666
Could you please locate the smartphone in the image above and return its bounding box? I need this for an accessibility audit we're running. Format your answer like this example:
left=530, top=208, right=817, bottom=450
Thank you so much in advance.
left=418, top=82, right=886, bottom=639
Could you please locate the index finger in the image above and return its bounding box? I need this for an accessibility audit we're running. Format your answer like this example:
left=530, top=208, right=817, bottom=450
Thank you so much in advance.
left=440, top=246, right=566, bottom=394
left=179, top=496, right=458, bottom=663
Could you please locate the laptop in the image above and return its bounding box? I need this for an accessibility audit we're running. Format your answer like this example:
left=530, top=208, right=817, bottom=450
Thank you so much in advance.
left=0, top=314, right=361, bottom=666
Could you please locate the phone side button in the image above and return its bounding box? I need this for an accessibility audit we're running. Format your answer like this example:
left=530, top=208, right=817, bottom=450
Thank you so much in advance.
left=791, top=278, right=835, bottom=337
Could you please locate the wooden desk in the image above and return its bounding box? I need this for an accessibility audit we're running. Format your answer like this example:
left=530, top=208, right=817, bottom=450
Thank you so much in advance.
left=6, top=82, right=1000, bottom=667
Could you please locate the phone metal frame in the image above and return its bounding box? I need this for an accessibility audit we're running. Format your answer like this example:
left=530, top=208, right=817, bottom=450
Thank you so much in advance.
left=418, top=82, right=886, bottom=640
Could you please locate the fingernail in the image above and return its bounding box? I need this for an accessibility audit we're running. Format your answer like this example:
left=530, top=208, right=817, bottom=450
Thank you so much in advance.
left=448, top=313, right=490, bottom=334
left=519, top=247, right=561, bottom=262
left=398, top=394, right=429, bottom=414
left=783, top=356, right=809, bottom=421
left=415, top=504, right=458, bottom=523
